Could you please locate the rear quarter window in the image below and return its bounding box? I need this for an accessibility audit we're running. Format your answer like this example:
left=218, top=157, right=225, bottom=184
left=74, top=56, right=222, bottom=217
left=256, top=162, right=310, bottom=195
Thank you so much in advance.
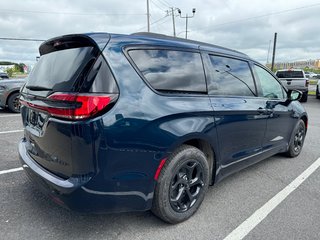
left=128, top=49, right=207, bottom=93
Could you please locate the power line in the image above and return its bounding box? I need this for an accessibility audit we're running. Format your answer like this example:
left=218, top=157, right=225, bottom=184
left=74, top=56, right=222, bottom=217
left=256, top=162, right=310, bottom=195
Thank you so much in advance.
left=135, top=15, right=169, bottom=32
left=156, top=0, right=171, bottom=8
left=0, top=8, right=145, bottom=16
left=0, top=37, right=45, bottom=42
left=195, top=2, right=320, bottom=31
left=150, top=0, right=167, bottom=12
left=154, top=17, right=171, bottom=28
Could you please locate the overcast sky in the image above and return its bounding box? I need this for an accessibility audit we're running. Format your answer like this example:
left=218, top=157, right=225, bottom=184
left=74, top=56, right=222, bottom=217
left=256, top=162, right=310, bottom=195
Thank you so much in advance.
left=0, top=0, right=319, bottom=65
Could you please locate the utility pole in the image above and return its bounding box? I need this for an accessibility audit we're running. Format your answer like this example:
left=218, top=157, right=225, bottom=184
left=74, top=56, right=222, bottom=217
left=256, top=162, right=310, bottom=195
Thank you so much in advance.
left=177, top=8, right=196, bottom=39
left=271, top=32, right=277, bottom=71
left=171, top=8, right=176, bottom=37
left=167, top=7, right=178, bottom=37
left=147, top=0, right=150, bottom=32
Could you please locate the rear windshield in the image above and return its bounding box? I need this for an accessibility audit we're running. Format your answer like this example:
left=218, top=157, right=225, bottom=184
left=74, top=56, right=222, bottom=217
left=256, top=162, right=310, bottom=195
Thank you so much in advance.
left=26, top=47, right=96, bottom=92
left=276, top=71, right=304, bottom=78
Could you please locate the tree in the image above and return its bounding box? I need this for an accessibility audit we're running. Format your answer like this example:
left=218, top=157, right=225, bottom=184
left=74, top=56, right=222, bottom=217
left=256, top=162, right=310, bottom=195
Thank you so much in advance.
left=5, top=68, right=14, bottom=77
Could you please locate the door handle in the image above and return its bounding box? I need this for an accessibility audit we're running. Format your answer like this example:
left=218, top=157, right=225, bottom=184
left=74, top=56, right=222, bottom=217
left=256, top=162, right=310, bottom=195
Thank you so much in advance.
left=257, top=107, right=274, bottom=115
left=257, top=107, right=267, bottom=114
left=266, top=109, right=274, bottom=115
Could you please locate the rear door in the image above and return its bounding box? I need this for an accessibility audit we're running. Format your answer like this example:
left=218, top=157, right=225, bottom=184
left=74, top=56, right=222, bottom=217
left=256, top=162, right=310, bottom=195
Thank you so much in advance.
left=204, top=54, right=268, bottom=176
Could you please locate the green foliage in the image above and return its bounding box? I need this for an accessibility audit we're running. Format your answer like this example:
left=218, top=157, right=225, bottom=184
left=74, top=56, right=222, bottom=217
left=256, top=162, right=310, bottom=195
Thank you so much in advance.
left=0, top=61, right=15, bottom=65
left=1, top=62, right=26, bottom=76
left=5, top=68, right=14, bottom=77
left=303, top=67, right=320, bottom=74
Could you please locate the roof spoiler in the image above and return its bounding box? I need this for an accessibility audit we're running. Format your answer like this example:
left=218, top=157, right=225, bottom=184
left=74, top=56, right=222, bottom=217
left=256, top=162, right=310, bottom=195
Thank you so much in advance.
left=39, top=33, right=111, bottom=55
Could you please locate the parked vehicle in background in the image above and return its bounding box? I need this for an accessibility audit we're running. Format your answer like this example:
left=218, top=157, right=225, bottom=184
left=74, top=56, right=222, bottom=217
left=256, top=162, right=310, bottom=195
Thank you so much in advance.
left=18, top=32, right=308, bottom=224
left=309, top=72, right=318, bottom=78
left=276, top=69, right=309, bottom=102
left=305, top=71, right=310, bottom=78
left=0, top=72, right=9, bottom=79
left=0, top=78, right=25, bottom=112
left=316, top=80, right=320, bottom=99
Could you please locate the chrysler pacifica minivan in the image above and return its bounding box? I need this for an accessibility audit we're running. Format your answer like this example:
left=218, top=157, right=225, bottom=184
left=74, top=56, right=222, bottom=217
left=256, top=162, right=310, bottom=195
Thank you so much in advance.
left=19, top=32, right=307, bottom=223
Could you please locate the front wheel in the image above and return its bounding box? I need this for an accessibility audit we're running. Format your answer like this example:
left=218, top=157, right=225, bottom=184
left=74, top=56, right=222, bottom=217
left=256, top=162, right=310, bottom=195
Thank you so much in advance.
left=152, top=145, right=210, bottom=224
left=316, top=86, right=320, bottom=99
left=300, top=91, right=308, bottom=102
left=285, top=120, right=306, bottom=157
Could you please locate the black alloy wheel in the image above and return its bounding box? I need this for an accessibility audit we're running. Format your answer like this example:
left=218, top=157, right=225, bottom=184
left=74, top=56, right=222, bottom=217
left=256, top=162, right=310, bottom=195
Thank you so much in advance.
left=285, top=119, right=306, bottom=157
left=152, top=145, right=210, bottom=224
left=292, top=122, right=305, bottom=155
left=169, top=160, right=205, bottom=213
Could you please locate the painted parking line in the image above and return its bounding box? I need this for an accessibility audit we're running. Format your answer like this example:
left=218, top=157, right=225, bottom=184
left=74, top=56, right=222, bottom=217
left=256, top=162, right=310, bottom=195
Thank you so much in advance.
left=0, top=167, right=23, bottom=175
left=224, top=157, right=320, bottom=240
left=0, top=114, right=20, bottom=118
left=0, top=130, right=23, bottom=134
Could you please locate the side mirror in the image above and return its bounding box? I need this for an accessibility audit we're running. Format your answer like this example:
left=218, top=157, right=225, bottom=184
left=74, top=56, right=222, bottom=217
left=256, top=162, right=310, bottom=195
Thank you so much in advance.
left=288, top=90, right=302, bottom=101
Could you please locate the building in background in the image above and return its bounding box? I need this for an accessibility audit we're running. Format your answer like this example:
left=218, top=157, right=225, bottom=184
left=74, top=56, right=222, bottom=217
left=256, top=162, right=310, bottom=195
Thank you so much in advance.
left=267, top=59, right=320, bottom=70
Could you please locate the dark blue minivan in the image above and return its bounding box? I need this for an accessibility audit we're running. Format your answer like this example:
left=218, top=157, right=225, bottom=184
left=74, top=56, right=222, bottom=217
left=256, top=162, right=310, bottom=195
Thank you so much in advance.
left=19, top=32, right=307, bottom=223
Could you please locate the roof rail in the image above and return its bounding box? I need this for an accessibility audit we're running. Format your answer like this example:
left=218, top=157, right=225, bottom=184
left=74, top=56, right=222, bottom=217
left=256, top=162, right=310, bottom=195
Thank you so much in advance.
left=131, top=32, right=246, bottom=56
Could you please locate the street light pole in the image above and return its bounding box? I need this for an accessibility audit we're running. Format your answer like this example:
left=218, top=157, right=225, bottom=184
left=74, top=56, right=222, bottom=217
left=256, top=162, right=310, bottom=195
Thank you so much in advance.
left=178, top=8, right=196, bottom=39
left=185, top=14, right=188, bottom=39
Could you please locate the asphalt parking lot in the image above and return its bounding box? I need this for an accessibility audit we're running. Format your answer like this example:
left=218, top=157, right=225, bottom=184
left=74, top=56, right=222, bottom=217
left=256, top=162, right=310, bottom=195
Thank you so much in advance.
left=0, top=98, right=319, bottom=240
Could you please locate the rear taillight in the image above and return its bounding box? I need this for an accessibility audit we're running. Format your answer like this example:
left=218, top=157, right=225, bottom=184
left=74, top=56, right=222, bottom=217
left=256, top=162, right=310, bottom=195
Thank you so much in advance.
left=305, top=80, right=309, bottom=87
left=20, top=93, right=118, bottom=120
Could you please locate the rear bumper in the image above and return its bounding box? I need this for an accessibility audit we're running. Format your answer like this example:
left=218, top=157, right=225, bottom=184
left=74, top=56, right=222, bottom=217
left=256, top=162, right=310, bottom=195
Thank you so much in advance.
left=19, top=138, right=83, bottom=193
left=18, top=139, right=154, bottom=213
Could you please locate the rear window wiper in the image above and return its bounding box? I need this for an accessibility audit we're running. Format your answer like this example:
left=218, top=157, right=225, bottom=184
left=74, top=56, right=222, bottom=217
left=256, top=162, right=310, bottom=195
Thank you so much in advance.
left=25, top=85, right=53, bottom=91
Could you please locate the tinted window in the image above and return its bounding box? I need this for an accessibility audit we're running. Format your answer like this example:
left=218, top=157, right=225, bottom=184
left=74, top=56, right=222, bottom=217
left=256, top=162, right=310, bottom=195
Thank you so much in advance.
left=208, top=55, right=256, bottom=96
left=254, top=65, right=285, bottom=99
left=26, top=47, right=96, bottom=92
left=276, top=71, right=304, bottom=78
left=128, top=49, right=206, bottom=93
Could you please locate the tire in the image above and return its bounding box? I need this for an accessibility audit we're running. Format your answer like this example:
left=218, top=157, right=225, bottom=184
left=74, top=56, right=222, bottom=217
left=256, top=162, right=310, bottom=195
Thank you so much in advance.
left=316, top=87, right=320, bottom=99
left=285, top=120, right=306, bottom=158
left=300, top=91, right=308, bottom=102
left=7, top=92, right=21, bottom=113
left=152, top=145, right=210, bottom=224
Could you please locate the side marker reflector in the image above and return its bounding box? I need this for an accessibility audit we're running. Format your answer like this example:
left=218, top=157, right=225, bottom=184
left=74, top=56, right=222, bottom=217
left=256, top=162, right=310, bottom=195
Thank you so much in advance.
left=154, top=158, right=167, bottom=181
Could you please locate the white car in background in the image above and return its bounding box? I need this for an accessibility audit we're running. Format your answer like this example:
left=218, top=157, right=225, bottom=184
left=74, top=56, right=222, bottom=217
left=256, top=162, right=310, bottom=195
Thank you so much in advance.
left=309, top=72, right=318, bottom=78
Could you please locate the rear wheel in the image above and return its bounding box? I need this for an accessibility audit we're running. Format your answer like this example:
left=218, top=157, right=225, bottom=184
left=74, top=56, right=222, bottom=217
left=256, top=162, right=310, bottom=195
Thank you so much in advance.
left=285, top=120, right=306, bottom=157
left=316, top=86, right=320, bottom=99
left=152, top=145, right=210, bottom=224
left=7, top=92, right=21, bottom=113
